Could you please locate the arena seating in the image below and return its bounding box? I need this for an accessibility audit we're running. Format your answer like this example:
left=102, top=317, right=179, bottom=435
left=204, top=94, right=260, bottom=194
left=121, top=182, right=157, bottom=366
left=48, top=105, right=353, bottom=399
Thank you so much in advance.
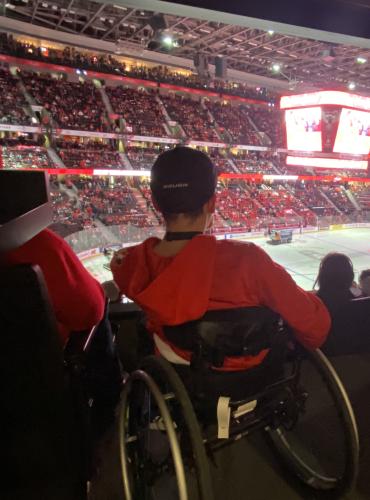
left=71, top=177, right=156, bottom=229
left=215, top=183, right=260, bottom=229
left=321, top=185, right=356, bottom=214
left=105, top=87, right=168, bottom=137
left=351, top=184, right=370, bottom=210
left=50, top=180, right=95, bottom=229
left=22, top=72, right=110, bottom=131
left=161, top=94, right=220, bottom=142
left=1, top=146, right=54, bottom=169
left=289, top=182, right=338, bottom=216
left=206, top=148, right=237, bottom=174
left=0, top=68, right=33, bottom=125
left=205, top=101, right=261, bottom=145
left=0, top=33, right=274, bottom=103
left=247, top=106, right=283, bottom=146
left=126, top=145, right=164, bottom=170
left=250, top=183, right=316, bottom=225
left=230, top=151, right=277, bottom=174
left=56, top=140, right=123, bottom=169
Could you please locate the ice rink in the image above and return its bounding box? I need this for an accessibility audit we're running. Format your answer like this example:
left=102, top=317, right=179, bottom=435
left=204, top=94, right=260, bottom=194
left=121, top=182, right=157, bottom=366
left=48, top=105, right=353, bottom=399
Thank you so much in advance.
left=81, top=228, right=370, bottom=290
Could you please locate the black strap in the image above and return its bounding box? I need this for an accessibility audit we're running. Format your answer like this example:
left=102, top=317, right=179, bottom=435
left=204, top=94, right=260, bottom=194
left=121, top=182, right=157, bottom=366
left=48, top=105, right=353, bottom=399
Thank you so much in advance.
left=164, top=231, right=203, bottom=241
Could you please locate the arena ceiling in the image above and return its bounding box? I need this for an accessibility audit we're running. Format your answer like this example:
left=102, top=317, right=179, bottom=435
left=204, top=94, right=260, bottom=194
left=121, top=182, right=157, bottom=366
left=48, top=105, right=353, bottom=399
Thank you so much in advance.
left=2, top=0, right=370, bottom=92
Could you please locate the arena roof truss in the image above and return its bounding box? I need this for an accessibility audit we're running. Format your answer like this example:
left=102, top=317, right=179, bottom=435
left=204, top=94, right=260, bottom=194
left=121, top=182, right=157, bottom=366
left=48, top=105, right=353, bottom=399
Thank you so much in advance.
left=1, top=0, right=370, bottom=92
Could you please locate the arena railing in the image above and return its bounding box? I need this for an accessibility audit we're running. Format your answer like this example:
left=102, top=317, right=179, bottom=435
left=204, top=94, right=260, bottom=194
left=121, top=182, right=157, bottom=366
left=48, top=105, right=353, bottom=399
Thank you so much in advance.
left=61, top=213, right=370, bottom=257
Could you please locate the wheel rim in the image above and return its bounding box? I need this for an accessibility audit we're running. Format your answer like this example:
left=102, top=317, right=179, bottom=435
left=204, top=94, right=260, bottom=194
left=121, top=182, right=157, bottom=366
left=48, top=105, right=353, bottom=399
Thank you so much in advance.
left=118, top=370, right=188, bottom=500
left=266, top=349, right=359, bottom=495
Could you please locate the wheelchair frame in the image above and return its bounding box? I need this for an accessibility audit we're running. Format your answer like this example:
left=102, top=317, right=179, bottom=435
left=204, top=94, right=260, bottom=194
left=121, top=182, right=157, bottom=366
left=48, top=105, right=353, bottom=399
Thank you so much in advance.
left=118, top=345, right=359, bottom=500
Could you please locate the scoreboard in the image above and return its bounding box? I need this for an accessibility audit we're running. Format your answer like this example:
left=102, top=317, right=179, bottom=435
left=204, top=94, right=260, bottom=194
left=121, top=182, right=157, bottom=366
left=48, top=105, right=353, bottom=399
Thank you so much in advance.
left=280, top=91, right=370, bottom=171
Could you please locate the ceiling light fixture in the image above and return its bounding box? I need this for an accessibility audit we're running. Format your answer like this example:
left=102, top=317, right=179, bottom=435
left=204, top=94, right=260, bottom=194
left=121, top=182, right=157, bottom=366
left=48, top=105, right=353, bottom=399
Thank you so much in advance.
left=357, top=56, right=367, bottom=64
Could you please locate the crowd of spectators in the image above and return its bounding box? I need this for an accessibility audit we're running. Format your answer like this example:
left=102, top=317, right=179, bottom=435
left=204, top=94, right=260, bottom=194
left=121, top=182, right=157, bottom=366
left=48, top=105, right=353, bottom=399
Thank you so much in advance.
left=22, top=71, right=110, bottom=131
left=216, top=183, right=259, bottom=229
left=50, top=181, right=95, bottom=230
left=247, top=106, right=283, bottom=146
left=206, top=101, right=261, bottom=145
left=73, top=177, right=156, bottom=228
left=289, top=182, right=337, bottom=216
left=230, top=151, right=276, bottom=174
left=1, top=145, right=54, bottom=169
left=321, top=185, right=355, bottom=214
left=350, top=184, right=370, bottom=211
left=206, top=148, right=237, bottom=174
left=106, top=86, right=168, bottom=137
left=0, top=68, right=33, bottom=125
left=247, top=183, right=316, bottom=225
left=0, top=33, right=275, bottom=103
left=56, top=139, right=123, bottom=169
left=126, top=145, right=165, bottom=170
left=47, top=174, right=366, bottom=239
left=161, top=94, right=219, bottom=142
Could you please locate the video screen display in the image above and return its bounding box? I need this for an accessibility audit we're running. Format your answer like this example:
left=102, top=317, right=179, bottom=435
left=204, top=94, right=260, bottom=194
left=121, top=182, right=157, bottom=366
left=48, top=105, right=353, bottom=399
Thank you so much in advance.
left=333, top=108, right=370, bottom=155
left=285, top=107, right=322, bottom=152
left=286, top=156, right=368, bottom=170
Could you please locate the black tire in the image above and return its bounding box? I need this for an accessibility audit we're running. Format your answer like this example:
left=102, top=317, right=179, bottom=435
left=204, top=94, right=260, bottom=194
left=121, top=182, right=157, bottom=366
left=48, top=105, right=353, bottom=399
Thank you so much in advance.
left=118, top=369, right=188, bottom=500
left=266, top=348, right=359, bottom=498
left=139, top=355, right=214, bottom=500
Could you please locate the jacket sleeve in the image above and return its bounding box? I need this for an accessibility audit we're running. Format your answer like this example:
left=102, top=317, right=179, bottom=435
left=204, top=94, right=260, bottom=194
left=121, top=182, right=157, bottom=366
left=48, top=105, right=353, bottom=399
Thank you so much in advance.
left=39, top=230, right=105, bottom=332
left=248, top=244, right=331, bottom=349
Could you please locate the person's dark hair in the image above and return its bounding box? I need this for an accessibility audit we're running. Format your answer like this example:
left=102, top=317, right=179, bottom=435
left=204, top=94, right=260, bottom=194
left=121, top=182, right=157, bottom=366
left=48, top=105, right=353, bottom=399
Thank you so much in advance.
left=359, top=269, right=370, bottom=282
left=315, top=252, right=354, bottom=293
left=161, top=207, right=204, bottom=224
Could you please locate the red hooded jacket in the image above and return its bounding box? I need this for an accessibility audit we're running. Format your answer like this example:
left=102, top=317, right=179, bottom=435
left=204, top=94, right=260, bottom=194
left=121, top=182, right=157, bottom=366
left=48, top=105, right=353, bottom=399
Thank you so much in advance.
left=5, top=228, right=105, bottom=344
left=111, top=235, right=331, bottom=371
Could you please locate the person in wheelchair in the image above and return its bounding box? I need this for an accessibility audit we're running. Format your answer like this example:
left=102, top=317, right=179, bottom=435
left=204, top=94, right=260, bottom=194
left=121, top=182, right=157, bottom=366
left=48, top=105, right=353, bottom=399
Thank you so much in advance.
left=111, top=147, right=331, bottom=372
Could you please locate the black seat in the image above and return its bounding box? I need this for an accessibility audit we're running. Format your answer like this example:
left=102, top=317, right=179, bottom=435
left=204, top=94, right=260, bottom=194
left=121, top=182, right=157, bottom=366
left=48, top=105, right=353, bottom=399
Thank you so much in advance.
left=322, top=297, right=370, bottom=356
left=162, top=307, right=289, bottom=411
left=1, top=264, right=85, bottom=500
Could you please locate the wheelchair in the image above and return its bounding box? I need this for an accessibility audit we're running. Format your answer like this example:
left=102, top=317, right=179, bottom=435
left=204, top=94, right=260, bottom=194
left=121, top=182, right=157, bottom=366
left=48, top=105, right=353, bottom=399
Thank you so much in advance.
left=118, top=307, right=359, bottom=500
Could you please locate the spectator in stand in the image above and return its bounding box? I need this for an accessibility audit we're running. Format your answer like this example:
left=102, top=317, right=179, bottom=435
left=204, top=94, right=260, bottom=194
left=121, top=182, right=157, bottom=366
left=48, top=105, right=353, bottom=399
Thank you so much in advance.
left=359, top=269, right=370, bottom=297
left=111, top=147, right=330, bottom=371
left=0, top=33, right=276, bottom=103
left=314, top=253, right=356, bottom=315
left=4, top=228, right=105, bottom=344
left=22, top=72, right=110, bottom=132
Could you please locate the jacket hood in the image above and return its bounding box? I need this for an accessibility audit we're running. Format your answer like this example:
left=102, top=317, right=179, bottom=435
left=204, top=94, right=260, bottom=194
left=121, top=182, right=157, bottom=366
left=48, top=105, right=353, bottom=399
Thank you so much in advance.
left=117, top=235, right=217, bottom=326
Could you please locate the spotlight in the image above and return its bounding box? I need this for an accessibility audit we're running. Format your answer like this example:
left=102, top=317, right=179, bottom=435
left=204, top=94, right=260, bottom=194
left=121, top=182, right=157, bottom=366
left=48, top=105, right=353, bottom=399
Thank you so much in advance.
left=268, top=30, right=274, bottom=35
left=162, top=35, right=173, bottom=47
left=357, top=56, right=367, bottom=64
left=348, top=82, right=356, bottom=90
left=272, top=63, right=281, bottom=72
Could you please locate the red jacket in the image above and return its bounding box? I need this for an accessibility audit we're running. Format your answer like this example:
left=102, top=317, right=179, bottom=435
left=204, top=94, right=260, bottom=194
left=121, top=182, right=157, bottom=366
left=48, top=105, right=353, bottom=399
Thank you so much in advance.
left=5, top=228, right=105, bottom=343
left=111, top=235, right=331, bottom=371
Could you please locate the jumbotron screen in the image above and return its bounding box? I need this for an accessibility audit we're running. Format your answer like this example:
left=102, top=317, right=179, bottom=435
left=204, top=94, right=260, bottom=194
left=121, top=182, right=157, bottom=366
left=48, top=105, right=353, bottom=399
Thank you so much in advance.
left=285, top=107, right=322, bottom=152
left=281, top=91, right=370, bottom=171
left=333, top=108, right=370, bottom=155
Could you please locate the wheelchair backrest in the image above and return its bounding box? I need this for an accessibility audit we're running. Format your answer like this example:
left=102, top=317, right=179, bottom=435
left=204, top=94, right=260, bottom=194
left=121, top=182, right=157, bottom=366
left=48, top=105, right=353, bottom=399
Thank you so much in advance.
left=1, top=264, right=84, bottom=497
left=163, top=307, right=283, bottom=366
left=323, top=297, right=370, bottom=356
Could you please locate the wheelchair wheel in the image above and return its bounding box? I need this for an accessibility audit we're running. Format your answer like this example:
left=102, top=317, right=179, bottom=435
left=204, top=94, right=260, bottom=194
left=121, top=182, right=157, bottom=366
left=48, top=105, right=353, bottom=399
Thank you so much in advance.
left=118, top=368, right=187, bottom=500
left=266, top=348, right=359, bottom=498
left=139, top=355, right=214, bottom=500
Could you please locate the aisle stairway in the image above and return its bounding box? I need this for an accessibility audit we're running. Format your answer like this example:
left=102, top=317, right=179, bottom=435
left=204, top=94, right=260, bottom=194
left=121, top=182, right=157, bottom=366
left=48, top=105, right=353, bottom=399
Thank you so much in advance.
left=47, top=147, right=65, bottom=168
left=133, top=189, right=159, bottom=225
left=318, top=187, right=342, bottom=214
